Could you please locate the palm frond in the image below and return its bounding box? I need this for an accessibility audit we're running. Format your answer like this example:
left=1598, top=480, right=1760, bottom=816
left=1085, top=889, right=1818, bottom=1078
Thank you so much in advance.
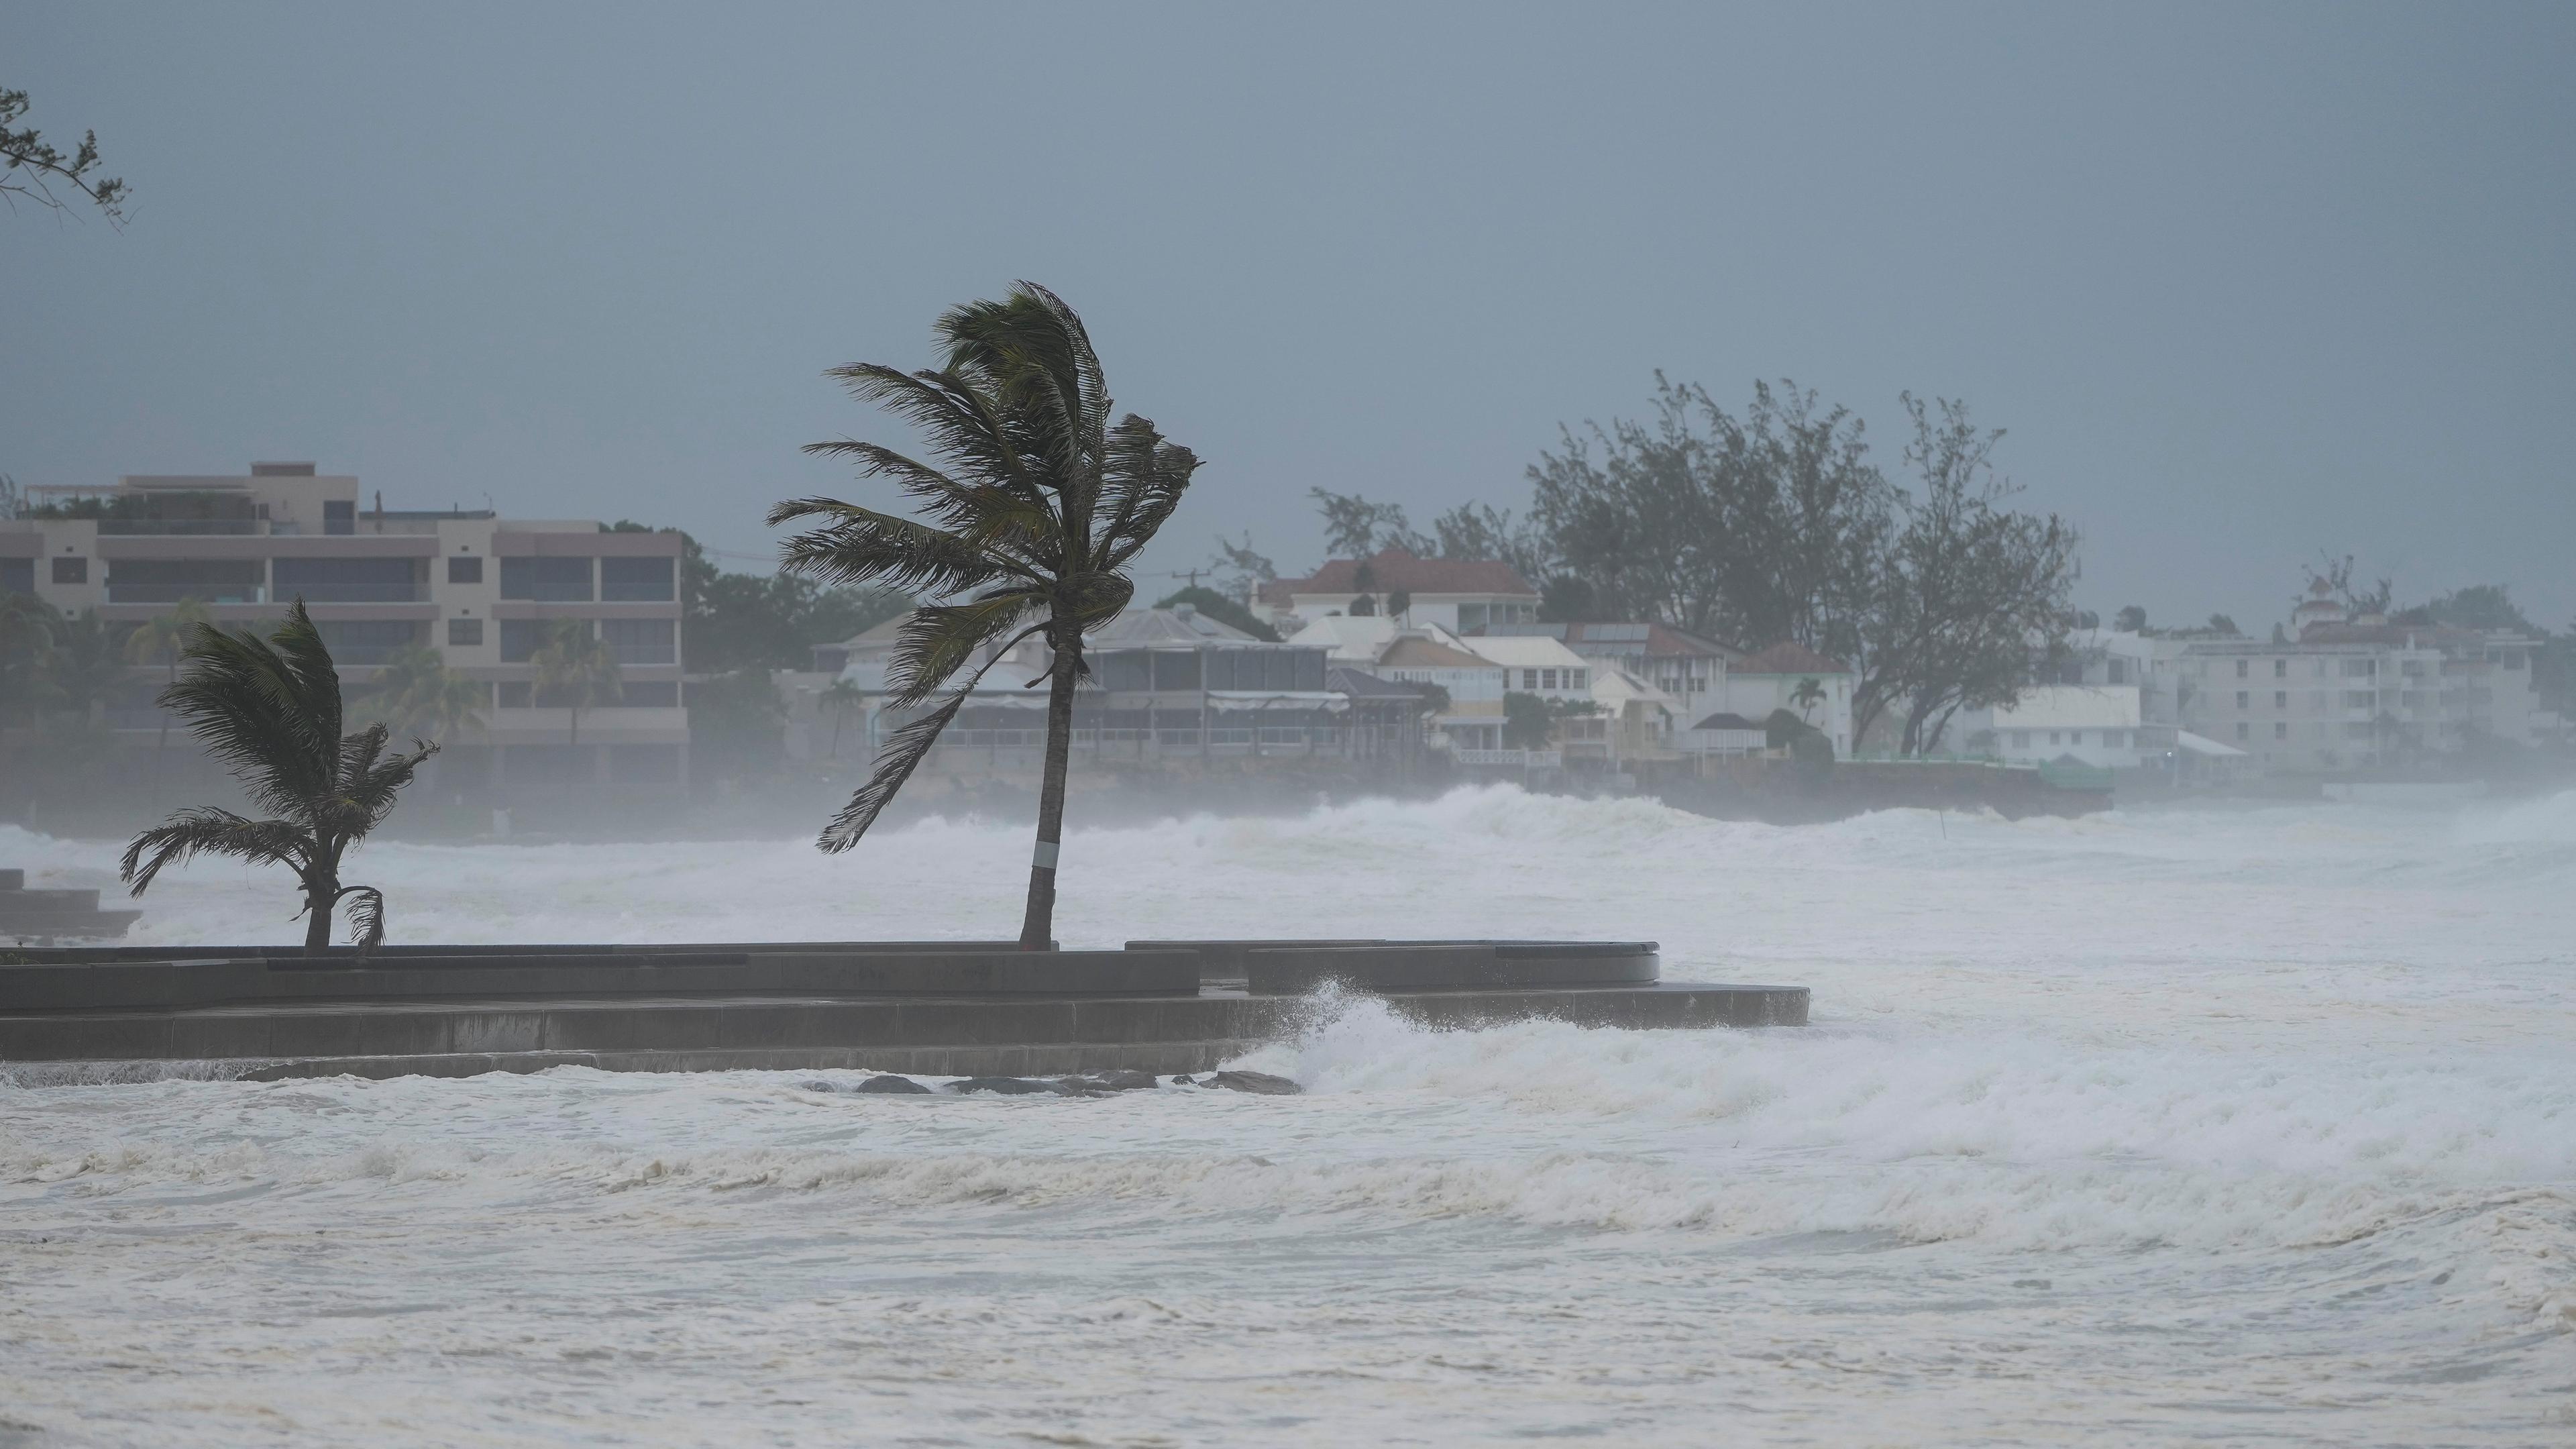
left=885, top=590, right=1045, bottom=707
left=340, top=724, right=437, bottom=828
left=337, top=885, right=388, bottom=956
left=1097, top=416, right=1203, bottom=570
left=158, top=616, right=335, bottom=816
left=769, top=498, right=1032, bottom=595
left=119, top=808, right=310, bottom=894
left=817, top=364, right=1034, bottom=497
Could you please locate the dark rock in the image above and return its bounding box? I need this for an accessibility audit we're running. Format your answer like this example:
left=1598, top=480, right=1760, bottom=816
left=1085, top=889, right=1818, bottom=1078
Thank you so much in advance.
left=1204, top=1070, right=1301, bottom=1095
left=1079, top=1070, right=1161, bottom=1092
left=853, top=1074, right=932, bottom=1094
left=946, top=1075, right=1065, bottom=1095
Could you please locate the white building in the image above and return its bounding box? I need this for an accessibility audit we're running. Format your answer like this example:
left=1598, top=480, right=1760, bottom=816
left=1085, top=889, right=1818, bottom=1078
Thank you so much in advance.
left=1455, top=633, right=1595, bottom=703
left=1, top=463, right=690, bottom=791
left=1715, top=642, right=1855, bottom=757
left=2177, top=584, right=2543, bottom=773
left=1256, top=548, right=1540, bottom=635
left=1374, top=635, right=1507, bottom=751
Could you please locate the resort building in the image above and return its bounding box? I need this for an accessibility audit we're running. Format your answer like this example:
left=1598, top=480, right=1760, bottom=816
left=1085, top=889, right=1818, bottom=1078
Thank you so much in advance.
left=1, top=463, right=690, bottom=792
left=2176, top=584, right=2542, bottom=773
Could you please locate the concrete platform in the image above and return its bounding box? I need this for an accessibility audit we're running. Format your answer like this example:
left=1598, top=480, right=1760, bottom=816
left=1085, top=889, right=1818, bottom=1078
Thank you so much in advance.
left=0, top=940, right=1807, bottom=1083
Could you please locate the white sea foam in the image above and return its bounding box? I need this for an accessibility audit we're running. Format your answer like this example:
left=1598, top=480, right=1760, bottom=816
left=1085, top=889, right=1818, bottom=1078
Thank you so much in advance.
left=3, top=789, right=2573, bottom=1446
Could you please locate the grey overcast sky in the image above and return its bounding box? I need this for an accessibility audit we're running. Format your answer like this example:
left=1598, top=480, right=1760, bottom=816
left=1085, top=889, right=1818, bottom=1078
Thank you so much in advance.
left=7, top=1, right=2572, bottom=633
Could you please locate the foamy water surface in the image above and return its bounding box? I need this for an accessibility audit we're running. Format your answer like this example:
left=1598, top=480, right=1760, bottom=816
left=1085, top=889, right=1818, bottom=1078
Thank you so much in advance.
left=3, top=788, right=2573, bottom=1446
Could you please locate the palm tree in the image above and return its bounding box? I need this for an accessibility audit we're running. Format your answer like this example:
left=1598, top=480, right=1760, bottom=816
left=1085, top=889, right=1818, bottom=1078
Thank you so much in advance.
left=1790, top=676, right=1827, bottom=724
left=529, top=619, right=621, bottom=750
left=119, top=600, right=437, bottom=955
left=123, top=596, right=215, bottom=790
left=0, top=593, right=62, bottom=729
left=771, top=282, right=1201, bottom=949
left=358, top=643, right=488, bottom=744
left=819, top=676, right=864, bottom=758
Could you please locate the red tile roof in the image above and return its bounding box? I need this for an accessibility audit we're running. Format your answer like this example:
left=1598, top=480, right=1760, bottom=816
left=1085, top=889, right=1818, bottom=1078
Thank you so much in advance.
left=1279, top=549, right=1538, bottom=599
left=1732, top=641, right=1851, bottom=676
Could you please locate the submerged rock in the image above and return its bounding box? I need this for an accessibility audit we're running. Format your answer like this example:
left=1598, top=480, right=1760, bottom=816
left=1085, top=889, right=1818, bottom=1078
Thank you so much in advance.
left=853, top=1074, right=932, bottom=1095
left=1202, top=1070, right=1302, bottom=1096
left=946, top=1075, right=1067, bottom=1095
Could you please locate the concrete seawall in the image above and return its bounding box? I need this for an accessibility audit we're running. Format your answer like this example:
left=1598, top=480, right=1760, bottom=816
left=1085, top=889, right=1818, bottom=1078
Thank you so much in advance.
left=0, top=941, right=1809, bottom=1083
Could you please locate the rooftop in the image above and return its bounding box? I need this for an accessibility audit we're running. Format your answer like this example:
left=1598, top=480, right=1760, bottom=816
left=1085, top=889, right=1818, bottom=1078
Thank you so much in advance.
left=1379, top=636, right=1495, bottom=669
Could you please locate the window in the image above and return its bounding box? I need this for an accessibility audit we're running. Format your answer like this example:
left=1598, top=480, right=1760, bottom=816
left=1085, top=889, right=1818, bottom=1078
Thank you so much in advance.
left=619, top=681, right=679, bottom=708
left=323, top=500, right=355, bottom=535
left=52, top=556, right=88, bottom=584
left=1099, top=651, right=1150, bottom=691
left=2235, top=659, right=2249, bottom=678
left=2342, top=690, right=2375, bottom=709
left=499, top=619, right=558, bottom=662
left=2010, top=731, right=2029, bottom=749
left=598, top=617, right=676, bottom=665
left=599, top=556, right=675, bottom=601
left=1151, top=651, right=1200, bottom=690
left=447, top=618, right=484, bottom=647
left=273, top=556, right=421, bottom=602
left=2275, top=722, right=2288, bottom=741
left=312, top=619, right=424, bottom=665
left=2341, top=658, right=2375, bottom=678
left=2047, top=731, right=2061, bottom=746
left=105, top=558, right=262, bottom=603
left=499, top=556, right=592, bottom=601
left=2236, top=722, right=2250, bottom=741
left=1570, top=669, right=1587, bottom=690
left=1541, top=669, right=1558, bottom=690
left=0, top=559, right=30, bottom=596
left=2235, top=691, right=2249, bottom=709
left=1521, top=669, right=1540, bottom=690
left=447, top=555, right=484, bottom=584
left=2104, top=730, right=2127, bottom=749
left=2275, top=691, right=2288, bottom=709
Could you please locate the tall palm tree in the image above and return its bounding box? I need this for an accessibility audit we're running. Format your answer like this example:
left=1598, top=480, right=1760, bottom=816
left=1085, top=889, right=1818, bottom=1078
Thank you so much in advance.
left=819, top=675, right=864, bottom=758
left=530, top=619, right=621, bottom=750
left=119, top=600, right=437, bottom=955
left=358, top=643, right=488, bottom=744
left=123, top=596, right=215, bottom=790
left=772, top=282, right=1201, bottom=949
left=0, top=593, right=62, bottom=729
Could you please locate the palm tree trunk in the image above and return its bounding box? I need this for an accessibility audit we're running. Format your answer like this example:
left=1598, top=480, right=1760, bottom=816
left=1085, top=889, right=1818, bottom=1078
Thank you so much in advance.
left=303, top=881, right=335, bottom=955
left=1018, top=633, right=1080, bottom=951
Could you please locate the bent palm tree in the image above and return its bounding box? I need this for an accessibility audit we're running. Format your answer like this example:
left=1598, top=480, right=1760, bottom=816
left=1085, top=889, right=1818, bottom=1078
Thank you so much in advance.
left=773, top=282, right=1201, bottom=948
left=119, top=600, right=437, bottom=955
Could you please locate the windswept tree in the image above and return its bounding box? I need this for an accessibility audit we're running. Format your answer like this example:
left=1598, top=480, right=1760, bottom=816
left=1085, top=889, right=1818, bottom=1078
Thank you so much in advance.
left=1, top=86, right=128, bottom=223
left=772, top=282, right=1201, bottom=949
left=119, top=602, right=436, bottom=955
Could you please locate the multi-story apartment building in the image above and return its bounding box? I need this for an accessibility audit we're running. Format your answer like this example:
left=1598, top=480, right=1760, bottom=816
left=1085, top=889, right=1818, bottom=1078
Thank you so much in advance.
left=1, top=463, right=688, bottom=791
left=2177, top=585, right=2540, bottom=773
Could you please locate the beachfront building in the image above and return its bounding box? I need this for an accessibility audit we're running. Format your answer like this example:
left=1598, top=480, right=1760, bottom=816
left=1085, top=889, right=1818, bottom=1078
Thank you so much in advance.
left=2177, top=584, right=2544, bottom=773
left=1485, top=621, right=1739, bottom=729
left=1373, top=634, right=1508, bottom=751
left=1, top=463, right=690, bottom=792
left=1255, top=548, right=1540, bottom=635
left=1713, top=642, right=1855, bottom=757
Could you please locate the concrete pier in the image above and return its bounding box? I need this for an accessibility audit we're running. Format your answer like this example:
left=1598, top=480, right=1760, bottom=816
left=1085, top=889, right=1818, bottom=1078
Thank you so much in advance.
left=0, top=941, right=1807, bottom=1082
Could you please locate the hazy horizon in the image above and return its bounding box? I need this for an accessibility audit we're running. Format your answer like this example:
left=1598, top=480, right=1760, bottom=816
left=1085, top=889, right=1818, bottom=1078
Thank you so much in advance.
left=9, top=1, right=2573, bottom=637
